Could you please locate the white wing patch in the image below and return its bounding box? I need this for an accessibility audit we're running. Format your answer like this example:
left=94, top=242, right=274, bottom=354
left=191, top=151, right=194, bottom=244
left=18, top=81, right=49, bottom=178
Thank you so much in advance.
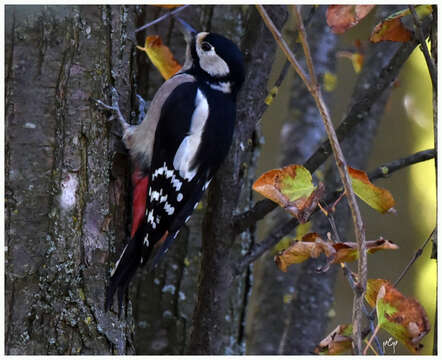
left=173, top=89, right=209, bottom=181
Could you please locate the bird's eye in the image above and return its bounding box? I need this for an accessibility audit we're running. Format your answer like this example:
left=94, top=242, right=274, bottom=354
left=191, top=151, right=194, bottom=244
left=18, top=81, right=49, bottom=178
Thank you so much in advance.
left=201, top=42, right=212, bottom=52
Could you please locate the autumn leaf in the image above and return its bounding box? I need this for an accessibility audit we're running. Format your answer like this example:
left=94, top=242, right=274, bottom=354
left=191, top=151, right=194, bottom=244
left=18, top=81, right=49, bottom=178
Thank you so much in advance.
left=253, top=165, right=324, bottom=223
left=370, top=17, right=412, bottom=43
left=274, top=233, right=335, bottom=272
left=337, top=51, right=364, bottom=73
left=333, top=238, right=399, bottom=263
left=154, top=5, right=183, bottom=9
left=315, top=324, right=353, bottom=355
left=326, top=5, right=375, bottom=34
left=366, top=279, right=431, bottom=353
left=370, top=5, right=433, bottom=43
left=137, top=35, right=182, bottom=80
left=323, top=71, right=337, bottom=92
left=317, top=238, right=399, bottom=272
left=348, top=166, right=395, bottom=213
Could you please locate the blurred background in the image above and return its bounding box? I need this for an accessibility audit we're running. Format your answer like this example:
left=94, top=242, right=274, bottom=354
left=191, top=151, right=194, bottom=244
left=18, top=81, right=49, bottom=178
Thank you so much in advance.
left=257, top=8, right=436, bottom=355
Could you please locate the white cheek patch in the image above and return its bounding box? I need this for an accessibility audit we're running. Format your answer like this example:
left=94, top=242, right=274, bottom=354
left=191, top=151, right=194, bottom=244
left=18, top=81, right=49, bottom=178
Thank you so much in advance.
left=196, top=33, right=230, bottom=77
left=173, top=89, right=209, bottom=181
left=198, top=49, right=230, bottom=77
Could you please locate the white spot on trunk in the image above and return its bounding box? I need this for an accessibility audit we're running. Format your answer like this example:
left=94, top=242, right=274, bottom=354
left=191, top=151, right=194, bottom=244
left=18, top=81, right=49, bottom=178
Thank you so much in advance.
left=60, top=174, right=78, bottom=210
left=24, top=122, right=36, bottom=129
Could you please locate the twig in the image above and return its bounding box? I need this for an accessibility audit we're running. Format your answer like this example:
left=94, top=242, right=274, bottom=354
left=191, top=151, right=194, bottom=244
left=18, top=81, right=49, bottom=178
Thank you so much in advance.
left=255, top=5, right=312, bottom=92
left=327, top=215, right=382, bottom=355
left=134, top=5, right=190, bottom=33
left=256, top=6, right=367, bottom=352
left=393, top=228, right=436, bottom=288
left=367, top=149, right=435, bottom=180
left=408, top=6, right=437, bottom=89
left=363, top=323, right=381, bottom=355
left=233, top=34, right=427, bottom=234
left=293, top=6, right=317, bottom=89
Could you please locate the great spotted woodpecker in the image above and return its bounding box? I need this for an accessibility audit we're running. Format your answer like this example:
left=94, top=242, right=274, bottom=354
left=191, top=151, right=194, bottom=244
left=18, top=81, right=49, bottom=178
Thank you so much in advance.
left=105, top=18, right=245, bottom=312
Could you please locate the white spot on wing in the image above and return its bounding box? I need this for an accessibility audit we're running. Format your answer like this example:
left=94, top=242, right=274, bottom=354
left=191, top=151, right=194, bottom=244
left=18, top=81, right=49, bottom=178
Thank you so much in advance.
left=177, top=193, right=183, bottom=202
left=173, top=89, right=209, bottom=181
left=164, top=202, right=175, bottom=215
left=171, top=174, right=182, bottom=191
left=151, top=190, right=160, bottom=202
left=144, top=234, right=149, bottom=247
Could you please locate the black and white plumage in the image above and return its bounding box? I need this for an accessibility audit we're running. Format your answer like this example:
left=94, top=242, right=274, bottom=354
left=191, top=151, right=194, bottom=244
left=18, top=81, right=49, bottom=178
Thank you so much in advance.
left=105, top=21, right=245, bottom=313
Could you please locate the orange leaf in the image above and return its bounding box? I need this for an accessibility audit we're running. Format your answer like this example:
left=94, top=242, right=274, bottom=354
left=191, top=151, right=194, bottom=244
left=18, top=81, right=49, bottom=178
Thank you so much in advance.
left=370, top=17, right=412, bottom=43
left=274, top=233, right=335, bottom=272
left=317, top=238, right=399, bottom=272
left=315, top=324, right=353, bottom=355
left=366, top=279, right=431, bottom=353
left=154, top=5, right=183, bottom=9
left=137, top=35, right=182, bottom=80
left=253, top=165, right=324, bottom=223
left=348, top=166, right=395, bottom=213
left=334, top=238, right=399, bottom=263
left=326, top=5, right=375, bottom=34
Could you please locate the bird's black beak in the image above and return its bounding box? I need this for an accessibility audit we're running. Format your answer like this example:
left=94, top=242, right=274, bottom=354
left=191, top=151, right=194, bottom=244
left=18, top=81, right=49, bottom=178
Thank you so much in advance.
left=174, top=16, right=197, bottom=43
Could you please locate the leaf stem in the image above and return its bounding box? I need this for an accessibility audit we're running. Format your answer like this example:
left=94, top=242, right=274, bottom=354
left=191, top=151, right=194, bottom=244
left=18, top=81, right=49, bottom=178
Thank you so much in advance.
left=363, top=323, right=381, bottom=355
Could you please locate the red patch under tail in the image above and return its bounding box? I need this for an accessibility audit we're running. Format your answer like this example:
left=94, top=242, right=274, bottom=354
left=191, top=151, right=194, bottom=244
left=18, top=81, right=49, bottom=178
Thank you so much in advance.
left=131, top=168, right=149, bottom=239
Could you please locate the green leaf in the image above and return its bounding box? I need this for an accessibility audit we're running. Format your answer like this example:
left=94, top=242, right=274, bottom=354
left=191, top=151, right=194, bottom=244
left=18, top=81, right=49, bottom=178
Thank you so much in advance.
left=280, top=165, right=316, bottom=201
left=348, top=166, right=395, bottom=213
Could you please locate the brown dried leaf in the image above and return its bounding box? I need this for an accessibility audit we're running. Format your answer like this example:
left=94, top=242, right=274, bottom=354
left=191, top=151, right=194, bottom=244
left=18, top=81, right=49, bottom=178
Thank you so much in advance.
left=370, top=17, right=412, bottom=43
left=326, top=5, right=375, bottom=34
left=274, top=233, right=335, bottom=272
left=315, top=324, right=353, bottom=355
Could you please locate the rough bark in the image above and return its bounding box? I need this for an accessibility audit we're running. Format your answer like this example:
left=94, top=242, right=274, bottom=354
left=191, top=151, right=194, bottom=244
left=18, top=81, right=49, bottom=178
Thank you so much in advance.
left=5, top=5, right=137, bottom=354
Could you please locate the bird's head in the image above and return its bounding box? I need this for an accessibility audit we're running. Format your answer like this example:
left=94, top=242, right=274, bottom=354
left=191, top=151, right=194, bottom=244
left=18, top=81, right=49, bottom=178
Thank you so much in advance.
left=176, top=17, right=245, bottom=97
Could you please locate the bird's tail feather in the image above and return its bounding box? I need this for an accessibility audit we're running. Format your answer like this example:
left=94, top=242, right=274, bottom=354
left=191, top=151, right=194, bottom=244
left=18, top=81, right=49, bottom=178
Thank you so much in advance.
left=105, top=234, right=143, bottom=315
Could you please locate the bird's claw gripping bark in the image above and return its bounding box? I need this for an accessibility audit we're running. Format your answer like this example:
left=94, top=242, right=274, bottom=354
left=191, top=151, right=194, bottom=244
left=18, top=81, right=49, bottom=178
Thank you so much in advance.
left=94, top=87, right=129, bottom=132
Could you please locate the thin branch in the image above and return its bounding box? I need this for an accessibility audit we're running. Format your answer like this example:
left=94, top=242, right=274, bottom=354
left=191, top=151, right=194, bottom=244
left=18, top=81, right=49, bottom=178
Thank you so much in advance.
left=236, top=148, right=435, bottom=272
left=134, top=5, right=190, bottom=33
left=368, top=149, right=435, bottom=180
left=409, top=5, right=437, bottom=89
left=393, top=227, right=436, bottom=288
left=293, top=6, right=317, bottom=89
left=233, top=32, right=426, bottom=234
left=255, top=5, right=312, bottom=92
